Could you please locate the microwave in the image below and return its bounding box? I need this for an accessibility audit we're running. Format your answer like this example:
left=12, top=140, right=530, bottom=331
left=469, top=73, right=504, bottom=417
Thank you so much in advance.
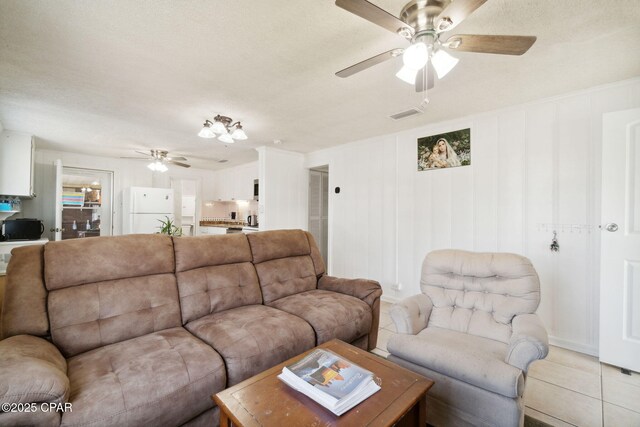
left=1, top=218, right=45, bottom=241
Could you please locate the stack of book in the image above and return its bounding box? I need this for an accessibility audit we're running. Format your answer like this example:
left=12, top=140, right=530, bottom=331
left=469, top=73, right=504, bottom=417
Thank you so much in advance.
left=278, top=348, right=381, bottom=416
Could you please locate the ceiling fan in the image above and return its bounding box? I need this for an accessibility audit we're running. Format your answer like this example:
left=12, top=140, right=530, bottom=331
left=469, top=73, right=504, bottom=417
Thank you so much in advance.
left=335, top=0, right=536, bottom=92
left=121, top=149, right=191, bottom=171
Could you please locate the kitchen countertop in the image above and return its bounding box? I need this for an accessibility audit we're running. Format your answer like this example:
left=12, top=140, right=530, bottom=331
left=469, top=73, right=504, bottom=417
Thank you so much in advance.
left=199, top=221, right=246, bottom=228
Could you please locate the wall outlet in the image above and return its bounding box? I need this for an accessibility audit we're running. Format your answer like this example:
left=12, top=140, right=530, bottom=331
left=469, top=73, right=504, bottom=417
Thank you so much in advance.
left=391, top=282, right=402, bottom=291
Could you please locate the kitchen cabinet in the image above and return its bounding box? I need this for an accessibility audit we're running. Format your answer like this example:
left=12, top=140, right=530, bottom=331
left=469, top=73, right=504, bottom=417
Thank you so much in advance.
left=198, top=226, right=227, bottom=236
left=0, top=131, right=35, bottom=197
left=213, top=162, right=258, bottom=201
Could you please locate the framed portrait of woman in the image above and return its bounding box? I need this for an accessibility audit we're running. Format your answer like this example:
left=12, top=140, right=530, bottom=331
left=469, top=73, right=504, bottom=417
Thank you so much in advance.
left=417, top=128, right=470, bottom=171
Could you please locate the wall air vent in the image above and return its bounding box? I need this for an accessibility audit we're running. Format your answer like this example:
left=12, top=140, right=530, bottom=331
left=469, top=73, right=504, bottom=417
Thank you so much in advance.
left=389, top=107, right=424, bottom=120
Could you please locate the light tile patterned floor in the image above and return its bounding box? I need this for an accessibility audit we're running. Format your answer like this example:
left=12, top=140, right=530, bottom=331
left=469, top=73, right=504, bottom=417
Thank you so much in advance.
left=375, top=300, right=640, bottom=426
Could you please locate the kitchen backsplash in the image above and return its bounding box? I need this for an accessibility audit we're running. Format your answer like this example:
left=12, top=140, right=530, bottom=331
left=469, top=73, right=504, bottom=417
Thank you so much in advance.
left=201, top=200, right=258, bottom=222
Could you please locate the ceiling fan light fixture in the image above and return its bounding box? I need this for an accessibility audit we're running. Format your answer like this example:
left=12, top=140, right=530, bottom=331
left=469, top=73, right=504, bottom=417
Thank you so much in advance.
left=396, top=65, right=419, bottom=85
left=198, top=122, right=216, bottom=138
left=147, top=160, right=168, bottom=172
left=402, top=42, right=429, bottom=70
left=218, top=133, right=235, bottom=144
left=431, top=49, right=459, bottom=79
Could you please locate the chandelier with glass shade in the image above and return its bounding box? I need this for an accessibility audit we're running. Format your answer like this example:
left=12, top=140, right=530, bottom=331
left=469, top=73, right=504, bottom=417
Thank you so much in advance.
left=198, top=115, right=248, bottom=143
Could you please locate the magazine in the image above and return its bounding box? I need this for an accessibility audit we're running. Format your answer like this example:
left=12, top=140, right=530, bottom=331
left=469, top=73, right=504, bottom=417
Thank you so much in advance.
left=277, top=348, right=381, bottom=416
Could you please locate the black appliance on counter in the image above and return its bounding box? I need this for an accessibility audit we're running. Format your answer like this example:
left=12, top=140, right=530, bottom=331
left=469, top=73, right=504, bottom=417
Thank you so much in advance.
left=1, top=218, right=45, bottom=241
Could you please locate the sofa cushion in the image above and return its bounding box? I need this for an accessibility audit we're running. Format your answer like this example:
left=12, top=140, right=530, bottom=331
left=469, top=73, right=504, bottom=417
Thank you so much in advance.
left=48, top=274, right=182, bottom=357
left=44, top=234, right=174, bottom=291
left=185, top=305, right=315, bottom=386
left=174, top=234, right=262, bottom=322
left=388, top=326, right=524, bottom=398
left=269, top=289, right=372, bottom=345
left=421, top=250, right=540, bottom=343
left=173, top=234, right=252, bottom=272
left=62, top=327, right=225, bottom=427
left=247, top=230, right=325, bottom=304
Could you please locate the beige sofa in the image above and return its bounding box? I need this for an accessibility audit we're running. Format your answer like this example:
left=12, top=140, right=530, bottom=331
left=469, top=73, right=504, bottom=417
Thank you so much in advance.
left=387, top=249, right=548, bottom=427
left=0, top=230, right=381, bottom=426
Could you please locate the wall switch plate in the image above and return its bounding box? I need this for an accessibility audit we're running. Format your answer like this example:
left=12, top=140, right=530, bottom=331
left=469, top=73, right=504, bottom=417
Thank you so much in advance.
left=391, top=282, right=402, bottom=291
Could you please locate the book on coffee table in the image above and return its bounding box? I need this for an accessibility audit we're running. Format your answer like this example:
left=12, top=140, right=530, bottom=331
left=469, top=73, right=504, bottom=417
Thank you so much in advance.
left=277, top=348, right=381, bottom=416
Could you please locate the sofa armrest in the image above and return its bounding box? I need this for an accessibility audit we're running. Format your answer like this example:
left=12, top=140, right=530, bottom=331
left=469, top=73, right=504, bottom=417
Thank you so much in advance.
left=317, top=276, right=382, bottom=308
left=0, top=335, right=70, bottom=405
left=505, top=314, right=549, bottom=372
left=317, top=276, right=382, bottom=350
left=389, top=294, right=432, bottom=335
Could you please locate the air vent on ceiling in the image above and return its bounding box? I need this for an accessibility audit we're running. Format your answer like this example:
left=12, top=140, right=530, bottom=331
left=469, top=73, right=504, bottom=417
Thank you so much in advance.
left=389, top=107, right=424, bottom=120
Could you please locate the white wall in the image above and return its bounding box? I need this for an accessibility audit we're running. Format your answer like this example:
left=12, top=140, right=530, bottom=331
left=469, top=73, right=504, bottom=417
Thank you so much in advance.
left=305, top=78, right=640, bottom=355
left=257, top=146, right=307, bottom=230
left=23, top=148, right=216, bottom=238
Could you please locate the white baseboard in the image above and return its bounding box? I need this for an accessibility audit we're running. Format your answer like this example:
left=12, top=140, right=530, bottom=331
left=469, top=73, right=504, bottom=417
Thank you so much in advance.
left=380, top=294, right=400, bottom=304
left=548, top=336, right=598, bottom=357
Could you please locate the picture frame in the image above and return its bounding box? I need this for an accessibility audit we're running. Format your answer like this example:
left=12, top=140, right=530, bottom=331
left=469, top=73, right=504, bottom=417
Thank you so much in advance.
left=417, top=128, right=471, bottom=171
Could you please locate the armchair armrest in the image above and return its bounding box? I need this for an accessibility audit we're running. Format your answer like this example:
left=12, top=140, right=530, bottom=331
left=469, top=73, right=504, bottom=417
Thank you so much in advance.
left=389, top=294, right=432, bottom=335
left=0, top=335, right=69, bottom=406
left=317, top=276, right=382, bottom=308
left=505, top=314, right=549, bottom=372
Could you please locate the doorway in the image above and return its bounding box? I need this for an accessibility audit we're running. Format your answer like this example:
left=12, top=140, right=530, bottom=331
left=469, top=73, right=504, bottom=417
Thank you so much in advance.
left=308, top=166, right=329, bottom=265
left=58, top=167, right=113, bottom=240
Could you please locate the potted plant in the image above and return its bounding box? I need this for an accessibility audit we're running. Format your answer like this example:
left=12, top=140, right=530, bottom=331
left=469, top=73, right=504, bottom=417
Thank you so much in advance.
left=157, top=216, right=182, bottom=236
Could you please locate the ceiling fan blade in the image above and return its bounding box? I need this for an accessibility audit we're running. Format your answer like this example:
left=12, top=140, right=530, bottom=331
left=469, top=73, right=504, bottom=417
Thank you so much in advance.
left=336, top=49, right=402, bottom=78
left=167, top=160, right=191, bottom=168
left=134, top=150, right=152, bottom=157
left=436, top=0, right=487, bottom=33
left=120, top=156, right=148, bottom=160
left=445, top=34, right=537, bottom=55
left=415, top=63, right=435, bottom=92
left=335, top=0, right=413, bottom=38
left=166, top=156, right=187, bottom=161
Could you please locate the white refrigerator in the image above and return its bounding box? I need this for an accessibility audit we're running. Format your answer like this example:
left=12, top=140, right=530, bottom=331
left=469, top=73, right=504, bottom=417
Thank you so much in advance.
left=123, top=187, right=174, bottom=234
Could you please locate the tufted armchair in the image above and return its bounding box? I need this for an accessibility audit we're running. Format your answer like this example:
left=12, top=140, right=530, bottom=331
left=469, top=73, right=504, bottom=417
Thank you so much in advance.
left=387, top=249, right=548, bottom=427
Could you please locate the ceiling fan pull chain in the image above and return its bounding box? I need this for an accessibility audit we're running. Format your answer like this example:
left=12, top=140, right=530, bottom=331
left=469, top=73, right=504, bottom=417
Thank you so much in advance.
left=421, top=66, right=430, bottom=107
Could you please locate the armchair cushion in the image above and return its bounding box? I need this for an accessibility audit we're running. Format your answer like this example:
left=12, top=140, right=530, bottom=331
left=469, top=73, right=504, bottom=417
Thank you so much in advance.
left=0, top=335, right=69, bottom=405
left=389, top=294, right=432, bottom=335
left=506, top=314, right=549, bottom=372
left=270, top=289, right=372, bottom=346
left=388, top=327, right=524, bottom=398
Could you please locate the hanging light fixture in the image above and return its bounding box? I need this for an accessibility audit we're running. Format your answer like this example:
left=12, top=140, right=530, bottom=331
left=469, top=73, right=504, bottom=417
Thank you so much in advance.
left=147, top=160, right=168, bottom=172
left=198, top=114, right=248, bottom=143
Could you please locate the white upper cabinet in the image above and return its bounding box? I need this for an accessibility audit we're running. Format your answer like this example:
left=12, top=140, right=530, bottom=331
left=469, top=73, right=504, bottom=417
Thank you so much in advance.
left=0, top=131, right=35, bottom=197
left=213, top=162, right=258, bottom=201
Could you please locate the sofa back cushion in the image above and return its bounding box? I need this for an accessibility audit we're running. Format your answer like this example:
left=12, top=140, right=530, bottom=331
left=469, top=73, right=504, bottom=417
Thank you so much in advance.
left=44, top=235, right=181, bottom=357
left=173, top=234, right=262, bottom=322
left=421, top=249, right=540, bottom=344
left=247, top=230, right=325, bottom=304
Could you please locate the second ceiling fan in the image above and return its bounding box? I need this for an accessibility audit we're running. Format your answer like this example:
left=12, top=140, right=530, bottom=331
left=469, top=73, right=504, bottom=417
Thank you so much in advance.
left=335, top=0, right=536, bottom=92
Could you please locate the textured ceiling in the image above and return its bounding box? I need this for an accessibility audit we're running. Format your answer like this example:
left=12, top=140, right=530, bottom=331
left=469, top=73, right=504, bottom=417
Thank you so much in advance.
left=1, top=0, right=639, bottom=169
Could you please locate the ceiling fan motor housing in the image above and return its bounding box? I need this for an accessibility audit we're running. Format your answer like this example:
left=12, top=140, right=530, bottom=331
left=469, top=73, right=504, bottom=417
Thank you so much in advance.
left=400, top=0, right=449, bottom=33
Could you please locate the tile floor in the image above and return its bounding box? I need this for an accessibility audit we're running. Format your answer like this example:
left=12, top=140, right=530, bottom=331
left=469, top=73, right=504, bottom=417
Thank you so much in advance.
left=373, top=300, right=640, bottom=427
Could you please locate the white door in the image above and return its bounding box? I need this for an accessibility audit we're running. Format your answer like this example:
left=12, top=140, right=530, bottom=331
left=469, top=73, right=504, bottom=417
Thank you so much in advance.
left=600, top=108, right=640, bottom=372
left=54, top=159, right=63, bottom=241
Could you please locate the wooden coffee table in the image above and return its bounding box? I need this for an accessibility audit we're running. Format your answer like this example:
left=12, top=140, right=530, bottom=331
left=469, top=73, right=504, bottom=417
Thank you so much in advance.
left=213, top=339, right=434, bottom=426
